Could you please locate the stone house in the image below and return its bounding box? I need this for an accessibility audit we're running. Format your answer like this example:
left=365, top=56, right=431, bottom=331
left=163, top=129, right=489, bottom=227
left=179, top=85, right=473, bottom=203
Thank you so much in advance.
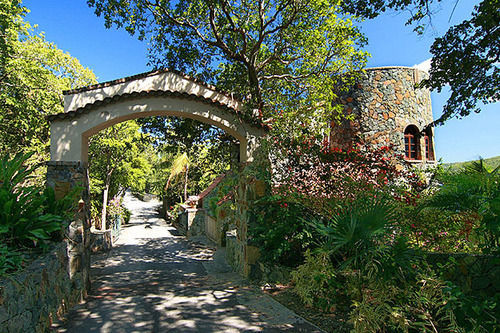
left=330, top=66, right=436, bottom=164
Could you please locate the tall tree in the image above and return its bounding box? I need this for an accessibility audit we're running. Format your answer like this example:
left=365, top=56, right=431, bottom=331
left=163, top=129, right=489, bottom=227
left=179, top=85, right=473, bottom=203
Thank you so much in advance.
left=340, top=0, right=499, bottom=125
left=0, top=1, right=96, bottom=161
left=88, top=0, right=368, bottom=136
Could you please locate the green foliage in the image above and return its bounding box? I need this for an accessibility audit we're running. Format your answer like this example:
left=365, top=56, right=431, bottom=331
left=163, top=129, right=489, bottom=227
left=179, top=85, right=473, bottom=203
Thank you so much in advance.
left=42, top=186, right=81, bottom=220
left=107, top=196, right=131, bottom=225
left=0, top=243, right=22, bottom=276
left=88, top=0, right=368, bottom=137
left=445, top=155, right=500, bottom=172
left=316, top=194, right=396, bottom=258
left=425, top=165, right=500, bottom=252
left=249, top=193, right=317, bottom=266
left=394, top=159, right=500, bottom=254
left=291, top=194, right=463, bottom=331
left=139, top=117, right=232, bottom=200
left=0, top=153, right=64, bottom=247
left=442, top=279, right=500, bottom=332
left=423, top=0, right=499, bottom=125
left=89, top=120, right=153, bottom=227
left=348, top=270, right=459, bottom=333
left=0, top=152, right=79, bottom=276
left=0, top=3, right=96, bottom=160
left=400, top=202, right=482, bottom=253
left=291, top=250, right=343, bottom=312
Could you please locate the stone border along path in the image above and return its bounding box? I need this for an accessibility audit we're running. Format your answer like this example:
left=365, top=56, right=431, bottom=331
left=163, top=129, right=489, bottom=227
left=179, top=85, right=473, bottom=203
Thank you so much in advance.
left=52, top=192, right=323, bottom=332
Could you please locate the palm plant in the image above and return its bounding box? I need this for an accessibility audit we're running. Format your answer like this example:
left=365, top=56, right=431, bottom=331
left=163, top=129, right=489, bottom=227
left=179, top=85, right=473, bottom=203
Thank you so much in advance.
left=316, top=195, right=396, bottom=268
left=164, top=152, right=190, bottom=202
left=427, top=160, right=500, bottom=252
left=314, top=193, right=416, bottom=299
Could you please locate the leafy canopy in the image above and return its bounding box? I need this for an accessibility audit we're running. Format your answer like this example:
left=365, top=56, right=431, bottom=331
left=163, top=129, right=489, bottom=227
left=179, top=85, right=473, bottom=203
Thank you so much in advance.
left=88, top=0, right=368, bottom=136
left=89, top=120, right=153, bottom=201
left=0, top=1, right=97, bottom=158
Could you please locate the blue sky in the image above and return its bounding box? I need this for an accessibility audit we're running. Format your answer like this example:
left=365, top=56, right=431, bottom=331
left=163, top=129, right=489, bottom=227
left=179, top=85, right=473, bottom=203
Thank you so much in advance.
left=25, top=0, right=498, bottom=163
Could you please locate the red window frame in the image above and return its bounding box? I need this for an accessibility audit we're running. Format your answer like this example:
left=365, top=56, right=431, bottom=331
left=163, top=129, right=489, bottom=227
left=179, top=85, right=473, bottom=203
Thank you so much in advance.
left=424, top=134, right=434, bottom=160
left=404, top=126, right=420, bottom=160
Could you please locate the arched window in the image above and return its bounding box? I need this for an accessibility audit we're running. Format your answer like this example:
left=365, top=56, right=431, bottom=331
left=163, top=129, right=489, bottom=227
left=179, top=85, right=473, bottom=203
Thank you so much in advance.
left=424, top=128, right=435, bottom=161
left=404, top=125, right=420, bottom=160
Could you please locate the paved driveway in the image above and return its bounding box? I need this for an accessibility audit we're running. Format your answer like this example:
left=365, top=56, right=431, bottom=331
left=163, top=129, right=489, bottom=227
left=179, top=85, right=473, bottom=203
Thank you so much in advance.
left=53, top=193, right=322, bottom=332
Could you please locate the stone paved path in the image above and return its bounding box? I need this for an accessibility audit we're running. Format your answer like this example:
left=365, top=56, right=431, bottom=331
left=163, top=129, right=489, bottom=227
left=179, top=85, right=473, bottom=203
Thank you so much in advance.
left=53, top=192, right=322, bottom=332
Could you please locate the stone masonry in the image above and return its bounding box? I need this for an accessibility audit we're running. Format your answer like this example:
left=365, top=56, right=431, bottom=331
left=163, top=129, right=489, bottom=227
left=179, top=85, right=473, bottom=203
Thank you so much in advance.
left=0, top=243, right=85, bottom=332
left=330, top=66, right=436, bottom=163
left=46, top=162, right=92, bottom=293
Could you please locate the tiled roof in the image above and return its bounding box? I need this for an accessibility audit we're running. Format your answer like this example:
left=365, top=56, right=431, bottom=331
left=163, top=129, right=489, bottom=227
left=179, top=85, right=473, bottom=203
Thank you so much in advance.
left=63, top=68, right=241, bottom=102
left=47, top=90, right=268, bottom=129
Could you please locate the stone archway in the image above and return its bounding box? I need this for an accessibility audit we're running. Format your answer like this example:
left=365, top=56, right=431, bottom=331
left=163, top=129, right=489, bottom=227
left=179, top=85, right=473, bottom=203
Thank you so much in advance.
left=47, top=70, right=267, bottom=288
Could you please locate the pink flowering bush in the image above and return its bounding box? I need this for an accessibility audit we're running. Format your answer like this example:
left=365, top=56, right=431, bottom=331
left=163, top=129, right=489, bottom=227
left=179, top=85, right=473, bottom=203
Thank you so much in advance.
left=249, top=136, right=422, bottom=266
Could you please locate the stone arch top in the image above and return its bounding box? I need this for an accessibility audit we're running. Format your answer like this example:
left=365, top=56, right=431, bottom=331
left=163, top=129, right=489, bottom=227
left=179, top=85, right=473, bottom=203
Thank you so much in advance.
left=48, top=70, right=267, bottom=164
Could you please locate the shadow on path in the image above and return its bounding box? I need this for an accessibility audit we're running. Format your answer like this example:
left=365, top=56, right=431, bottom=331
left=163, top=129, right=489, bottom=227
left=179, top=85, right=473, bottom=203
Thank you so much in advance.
left=52, top=193, right=322, bottom=332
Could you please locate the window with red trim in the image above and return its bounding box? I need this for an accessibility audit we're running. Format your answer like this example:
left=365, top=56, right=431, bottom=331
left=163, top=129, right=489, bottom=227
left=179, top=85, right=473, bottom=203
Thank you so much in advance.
left=404, top=125, right=420, bottom=160
left=424, top=128, right=435, bottom=161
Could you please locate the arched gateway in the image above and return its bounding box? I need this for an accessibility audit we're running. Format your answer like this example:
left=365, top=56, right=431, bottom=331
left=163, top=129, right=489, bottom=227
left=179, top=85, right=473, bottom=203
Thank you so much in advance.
left=49, top=69, right=266, bottom=165
left=47, top=70, right=267, bottom=287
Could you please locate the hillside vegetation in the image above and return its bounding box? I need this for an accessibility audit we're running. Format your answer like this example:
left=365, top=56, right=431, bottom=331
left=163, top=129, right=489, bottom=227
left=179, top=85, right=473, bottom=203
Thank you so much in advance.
left=445, top=155, right=500, bottom=171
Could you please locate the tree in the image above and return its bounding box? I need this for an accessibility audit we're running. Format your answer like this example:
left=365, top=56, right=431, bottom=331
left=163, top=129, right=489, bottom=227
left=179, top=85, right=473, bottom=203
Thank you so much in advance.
left=88, top=0, right=368, bottom=136
left=340, top=0, right=499, bottom=125
left=88, top=120, right=152, bottom=229
left=0, top=0, right=24, bottom=80
left=0, top=2, right=97, bottom=161
left=139, top=116, right=233, bottom=206
left=165, top=152, right=190, bottom=201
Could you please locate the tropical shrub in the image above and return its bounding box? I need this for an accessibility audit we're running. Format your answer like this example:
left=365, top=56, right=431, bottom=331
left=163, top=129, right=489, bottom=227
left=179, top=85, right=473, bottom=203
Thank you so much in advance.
left=399, top=162, right=500, bottom=254
left=91, top=195, right=131, bottom=229
left=107, top=196, right=131, bottom=225
left=291, top=250, right=344, bottom=312
left=348, top=269, right=459, bottom=333
left=442, top=279, right=500, bottom=332
left=269, top=136, right=422, bottom=202
left=290, top=194, right=465, bottom=331
left=429, top=163, right=500, bottom=253
left=0, top=153, right=79, bottom=276
left=0, top=153, right=65, bottom=247
left=249, top=193, right=318, bottom=266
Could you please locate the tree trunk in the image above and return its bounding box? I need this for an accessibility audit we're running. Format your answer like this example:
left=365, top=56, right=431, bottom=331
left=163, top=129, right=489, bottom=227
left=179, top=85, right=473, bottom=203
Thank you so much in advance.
left=184, top=163, right=189, bottom=202
left=101, top=183, right=109, bottom=230
left=100, top=168, right=113, bottom=230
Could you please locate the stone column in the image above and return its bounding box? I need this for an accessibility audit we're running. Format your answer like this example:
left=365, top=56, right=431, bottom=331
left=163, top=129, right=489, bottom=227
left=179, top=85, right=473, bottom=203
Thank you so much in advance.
left=46, top=161, right=92, bottom=297
left=229, top=139, right=270, bottom=276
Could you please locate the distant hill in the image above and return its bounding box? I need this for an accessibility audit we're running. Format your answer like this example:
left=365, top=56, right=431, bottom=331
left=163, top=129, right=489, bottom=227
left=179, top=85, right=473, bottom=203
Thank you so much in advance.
left=444, top=155, right=500, bottom=171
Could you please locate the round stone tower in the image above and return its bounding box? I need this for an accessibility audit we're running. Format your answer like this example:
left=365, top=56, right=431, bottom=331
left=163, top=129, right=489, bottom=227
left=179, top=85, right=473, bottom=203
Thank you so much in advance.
left=330, top=66, right=436, bottom=163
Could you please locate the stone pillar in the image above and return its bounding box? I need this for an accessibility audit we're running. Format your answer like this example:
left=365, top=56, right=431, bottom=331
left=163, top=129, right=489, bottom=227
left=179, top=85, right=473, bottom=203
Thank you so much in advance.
left=46, top=161, right=92, bottom=297
left=227, top=161, right=269, bottom=277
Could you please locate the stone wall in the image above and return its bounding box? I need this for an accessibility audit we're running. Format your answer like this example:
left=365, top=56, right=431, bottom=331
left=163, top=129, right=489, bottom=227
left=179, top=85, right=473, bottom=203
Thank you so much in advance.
left=0, top=242, right=85, bottom=332
left=46, top=162, right=91, bottom=293
left=174, top=205, right=206, bottom=238
left=46, top=161, right=86, bottom=199
left=331, top=67, right=436, bottom=163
